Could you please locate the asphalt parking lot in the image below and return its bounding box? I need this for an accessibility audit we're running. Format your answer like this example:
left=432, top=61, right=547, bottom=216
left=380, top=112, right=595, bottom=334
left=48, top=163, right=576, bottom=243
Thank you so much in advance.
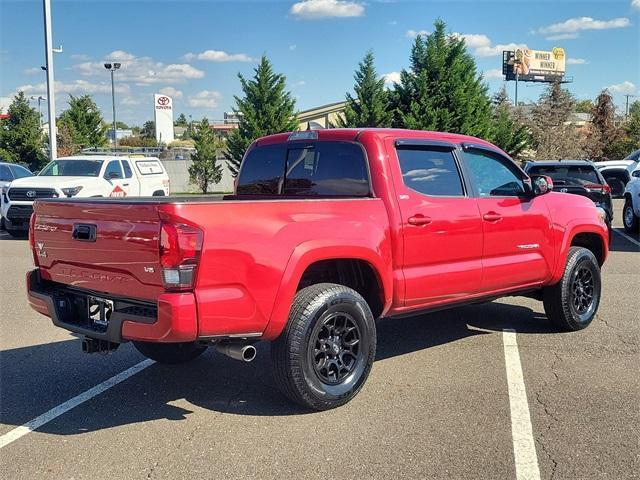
left=0, top=199, right=638, bottom=480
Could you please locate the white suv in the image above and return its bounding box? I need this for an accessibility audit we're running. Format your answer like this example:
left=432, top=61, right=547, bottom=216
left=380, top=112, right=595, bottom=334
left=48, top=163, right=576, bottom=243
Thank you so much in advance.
left=623, top=167, right=640, bottom=234
left=2, top=156, right=170, bottom=236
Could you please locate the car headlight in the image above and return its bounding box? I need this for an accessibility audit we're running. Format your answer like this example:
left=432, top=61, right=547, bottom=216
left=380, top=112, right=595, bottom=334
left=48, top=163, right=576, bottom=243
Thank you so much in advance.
left=61, top=186, right=83, bottom=197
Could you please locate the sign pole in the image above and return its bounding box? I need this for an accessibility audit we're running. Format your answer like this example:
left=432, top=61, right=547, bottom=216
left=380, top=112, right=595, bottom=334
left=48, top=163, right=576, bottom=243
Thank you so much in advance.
left=515, top=70, right=519, bottom=107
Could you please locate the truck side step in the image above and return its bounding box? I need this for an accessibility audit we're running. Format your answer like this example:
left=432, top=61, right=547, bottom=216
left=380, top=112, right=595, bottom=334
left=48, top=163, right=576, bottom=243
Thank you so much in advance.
left=82, top=337, right=120, bottom=355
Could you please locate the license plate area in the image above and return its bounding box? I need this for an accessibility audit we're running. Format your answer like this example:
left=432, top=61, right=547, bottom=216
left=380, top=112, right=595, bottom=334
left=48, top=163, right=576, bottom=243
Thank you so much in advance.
left=87, top=296, right=114, bottom=327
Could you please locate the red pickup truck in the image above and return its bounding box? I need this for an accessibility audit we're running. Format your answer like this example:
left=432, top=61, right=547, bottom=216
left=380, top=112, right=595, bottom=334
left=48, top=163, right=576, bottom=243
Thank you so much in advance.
left=27, top=128, right=609, bottom=410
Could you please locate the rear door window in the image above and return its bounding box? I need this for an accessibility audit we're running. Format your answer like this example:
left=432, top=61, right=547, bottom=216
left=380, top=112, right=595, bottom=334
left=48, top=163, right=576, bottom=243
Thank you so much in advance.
left=121, top=160, right=133, bottom=178
left=283, top=142, right=369, bottom=196
left=396, top=147, right=464, bottom=196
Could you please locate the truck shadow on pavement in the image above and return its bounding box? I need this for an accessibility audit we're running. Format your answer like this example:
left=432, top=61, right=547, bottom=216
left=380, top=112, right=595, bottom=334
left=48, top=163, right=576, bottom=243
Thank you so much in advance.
left=609, top=229, right=640, bottom=253
left=1, top=302, right=557, bottom=436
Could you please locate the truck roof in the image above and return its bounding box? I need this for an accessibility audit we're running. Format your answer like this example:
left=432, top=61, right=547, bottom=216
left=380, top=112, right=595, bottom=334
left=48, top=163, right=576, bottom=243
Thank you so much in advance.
left=54, top=155, right=161, bottom=161
left=255, top=128, right=503, bottom=154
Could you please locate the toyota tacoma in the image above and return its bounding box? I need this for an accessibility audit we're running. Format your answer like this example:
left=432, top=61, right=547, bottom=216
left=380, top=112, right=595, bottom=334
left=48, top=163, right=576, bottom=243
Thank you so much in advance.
left=27, top=129, right=609, bottom=410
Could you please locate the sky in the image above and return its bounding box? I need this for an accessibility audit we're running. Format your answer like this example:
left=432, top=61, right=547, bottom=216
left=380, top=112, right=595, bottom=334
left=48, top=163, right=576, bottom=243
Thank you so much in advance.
left=1, top=0, right=639, bottom=127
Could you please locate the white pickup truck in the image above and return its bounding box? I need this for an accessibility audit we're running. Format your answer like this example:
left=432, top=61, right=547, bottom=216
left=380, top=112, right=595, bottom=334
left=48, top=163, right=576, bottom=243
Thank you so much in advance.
left=1, top=155, right=170, bottom=236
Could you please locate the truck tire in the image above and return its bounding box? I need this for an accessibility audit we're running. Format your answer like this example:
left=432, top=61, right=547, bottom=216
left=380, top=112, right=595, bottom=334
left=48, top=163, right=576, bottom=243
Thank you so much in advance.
left=271, top=283, right=376, bottom=411
left=133, top=341, right=207, bottom=364
left=623, top=197, right=639, bottom=233
left=543, top=247, right=601, bottom=331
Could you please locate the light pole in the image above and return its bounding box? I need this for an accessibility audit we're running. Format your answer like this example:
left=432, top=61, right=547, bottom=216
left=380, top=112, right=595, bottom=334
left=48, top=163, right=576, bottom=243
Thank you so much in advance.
left=30, top=95, right=46, bottom=129
left=104, top=62, right=121, bottom=150
left=43, top=0, right=62, bottom=160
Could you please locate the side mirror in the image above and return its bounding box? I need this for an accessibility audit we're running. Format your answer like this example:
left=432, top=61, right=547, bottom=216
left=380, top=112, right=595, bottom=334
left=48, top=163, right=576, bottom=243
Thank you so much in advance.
left=531, top=175, right=553, bottom=195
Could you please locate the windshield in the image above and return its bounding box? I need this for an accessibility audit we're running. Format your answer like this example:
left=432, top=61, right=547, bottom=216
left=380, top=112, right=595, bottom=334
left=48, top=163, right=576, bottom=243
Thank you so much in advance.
left=528, top=165, right=599, bottom=186
left=11, top=165, right=33, bottom=179
left=39, top=160, right=103, bottom=177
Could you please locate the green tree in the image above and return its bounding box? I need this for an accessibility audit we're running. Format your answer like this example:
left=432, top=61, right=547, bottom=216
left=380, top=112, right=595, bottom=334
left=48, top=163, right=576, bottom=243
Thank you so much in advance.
left=175, top=113, right=188, bottom=126
left=489, top=86, right=531, bottom=160
left=585, top=89, right=620, bottom=161
left=114, top=121, right=129, bottom=129
left=139, top=120, right=156, bottom=139
left=0, top=91, right=46, bottom=170
left=574, top=99, right=594, bottom=114
left=56, top=122, right=80, bottom=157
left=607, top=100, right=640, bottom=159
left=530, top=82, right=584, bottom=160
left=625, top=100, right=640, bottom=145
left=189, top=118, right=224, bottom=193
left=338, top=51, right=392, bottom=128
left=225, top=55, right=298, bottom=176
left=58, top=95, right=107, bottom=149
left=391, top=19, right=492, bottom=137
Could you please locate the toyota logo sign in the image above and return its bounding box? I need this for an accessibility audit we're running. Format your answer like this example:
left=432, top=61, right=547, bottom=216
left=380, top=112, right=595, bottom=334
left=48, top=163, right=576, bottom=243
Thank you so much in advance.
left=157, top=96, right=170, bottom=106
left=26, top=190, right=37, bottom=198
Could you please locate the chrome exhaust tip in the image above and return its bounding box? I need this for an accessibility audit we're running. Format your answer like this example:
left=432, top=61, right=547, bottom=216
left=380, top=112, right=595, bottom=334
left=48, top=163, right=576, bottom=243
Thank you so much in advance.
left=215, top=342, right=257, bottom=362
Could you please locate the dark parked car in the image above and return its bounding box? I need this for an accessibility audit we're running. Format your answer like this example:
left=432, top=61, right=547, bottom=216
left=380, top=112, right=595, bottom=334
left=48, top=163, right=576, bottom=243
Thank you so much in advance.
left=524, top=160, right=613, bottom=232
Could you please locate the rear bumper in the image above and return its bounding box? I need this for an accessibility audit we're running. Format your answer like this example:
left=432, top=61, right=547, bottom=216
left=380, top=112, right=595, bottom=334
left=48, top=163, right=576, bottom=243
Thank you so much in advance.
left=27, top=269, right=198, bottom=343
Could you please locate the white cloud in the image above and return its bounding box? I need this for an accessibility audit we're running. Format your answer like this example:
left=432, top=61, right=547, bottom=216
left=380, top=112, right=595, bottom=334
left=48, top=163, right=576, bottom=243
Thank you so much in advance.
left=188, top=90, right=222, bottom=109
left=452, top=33, right=492, bottom=49
left=159, top=86, right=183, bottom=99
left=289, top=44, right=297, bottom=51
left=633, top=0, right=640, bottom=10
left=545, top=33, right=579, bottom=41
left=290, top=0, right=365, bottom=20
left=567, top=58, right=588, bottom=65
left=607, top=81, right=637, bottom=95
left=406, top=29, right=429, bottom=39
left=121, top=96, right=142, bottom=106
left=536, top=17, right=631, bottom=35
left=475, top=42, right=527, bottom=57
left=0, top=96, right=13, bottom=113
left=71, top=53, right=90, bottom=61
left=484, top=68, right=503, bottom=79
left=382, top=71, right=401, bottom=86
left=183, top=50, right=254, bottom=62
left=16, top=80, right=130, bottom=96
left=74, top=51, right=204, bottom=84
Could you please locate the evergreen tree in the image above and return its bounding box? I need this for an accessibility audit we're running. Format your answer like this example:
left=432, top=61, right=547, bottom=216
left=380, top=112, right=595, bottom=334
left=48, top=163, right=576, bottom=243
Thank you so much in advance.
left=189, top=118, right=223, bottom=193
left=489, top=87, right=531, bottom=160
left=391, top=19, right=492, bottom=138
left=585, top=89, right=620, bottom=160
left=58, top=95, right=107, bottom=148
left=338, top=51, right=392, bottom=128
left=530, top=82, right=584, bottom=160
left=56, top=122, right=80, bottom=157
left=575, top=99, right=594, bottom=114
left=140, top=120, right=156, bottom=139
left=225, top=56, right=298, bottom=176
left=0, top=91, right=46, bottom=170
left=175, top=113, right=188, bottom=126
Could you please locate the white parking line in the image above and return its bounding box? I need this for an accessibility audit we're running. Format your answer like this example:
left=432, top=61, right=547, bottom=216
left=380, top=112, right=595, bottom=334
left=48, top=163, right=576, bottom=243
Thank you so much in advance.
left=503, top=329, right=541, bottom=480
left=613, top=228, right=640, bottom=247
left=0, top=359, right=154, bottom=449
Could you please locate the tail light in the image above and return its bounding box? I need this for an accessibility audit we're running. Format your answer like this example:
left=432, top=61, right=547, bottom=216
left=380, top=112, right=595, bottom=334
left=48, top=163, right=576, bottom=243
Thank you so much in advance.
left=584, top=183, right=611, bottom=194
left=29, top=213, right=38, bottom=266
left=159, top=222, right=203, bottom=291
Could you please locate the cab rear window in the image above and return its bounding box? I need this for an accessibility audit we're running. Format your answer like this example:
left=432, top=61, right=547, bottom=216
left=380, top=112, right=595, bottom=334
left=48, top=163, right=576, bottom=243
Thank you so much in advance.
left=236, top=141, right=371, bottom=197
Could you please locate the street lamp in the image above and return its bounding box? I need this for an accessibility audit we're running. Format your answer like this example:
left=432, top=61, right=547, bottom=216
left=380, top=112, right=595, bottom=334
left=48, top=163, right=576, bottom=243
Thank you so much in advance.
left=30, top=95, right=46, bottom=129
left=104, top=62, right=121, bottom=150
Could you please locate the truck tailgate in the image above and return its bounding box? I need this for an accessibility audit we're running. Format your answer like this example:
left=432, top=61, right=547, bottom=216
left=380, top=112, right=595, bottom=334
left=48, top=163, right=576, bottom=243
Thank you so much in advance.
left=32, top=200, right=164, bottom=301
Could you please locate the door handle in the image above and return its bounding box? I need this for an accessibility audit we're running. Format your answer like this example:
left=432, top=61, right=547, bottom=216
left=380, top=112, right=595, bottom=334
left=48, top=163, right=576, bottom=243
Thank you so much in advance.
left=483, top=212, right=502, bottom=222
left=122, top=183, right=129, bottom=186
left=408, top=214, right=432, bottom=226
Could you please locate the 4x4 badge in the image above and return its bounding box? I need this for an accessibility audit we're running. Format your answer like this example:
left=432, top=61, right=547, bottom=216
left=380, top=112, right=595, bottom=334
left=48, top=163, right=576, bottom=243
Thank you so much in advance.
left=36, top=242, right=47, bottom=258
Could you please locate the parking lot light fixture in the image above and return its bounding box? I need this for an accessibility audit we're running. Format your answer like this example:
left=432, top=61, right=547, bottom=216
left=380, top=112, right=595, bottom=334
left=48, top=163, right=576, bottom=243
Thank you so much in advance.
left=104, top=62, right=121, bottom=150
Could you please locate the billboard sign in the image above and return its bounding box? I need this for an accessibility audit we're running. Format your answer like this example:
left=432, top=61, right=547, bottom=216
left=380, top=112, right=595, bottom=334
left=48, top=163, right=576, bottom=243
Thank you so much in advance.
left=503, top=48, right=566, bottom=82
left=153, top=94, right=174, bottom=144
